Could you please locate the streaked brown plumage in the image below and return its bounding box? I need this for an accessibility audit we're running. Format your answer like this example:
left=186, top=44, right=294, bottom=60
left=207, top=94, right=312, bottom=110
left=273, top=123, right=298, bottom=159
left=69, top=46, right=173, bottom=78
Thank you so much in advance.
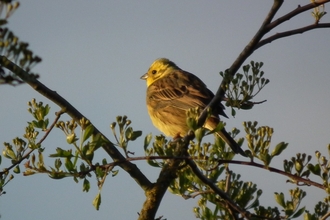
left=141, top=58, right=246, bottom=156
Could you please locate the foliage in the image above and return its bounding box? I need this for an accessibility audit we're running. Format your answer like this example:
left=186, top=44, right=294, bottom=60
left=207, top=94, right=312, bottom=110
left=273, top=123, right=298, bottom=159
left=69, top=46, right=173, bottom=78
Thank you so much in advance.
left=1, top=98, right=142, bottom=210
left=144, top=113, right=330, bottom=219
left=1, top=1, right=330, bottom=220
left=1, top=64, right=330, bottom=219
left=0, top=1, right=41, bottom=86
left=221, top=61, right=269, bottom=116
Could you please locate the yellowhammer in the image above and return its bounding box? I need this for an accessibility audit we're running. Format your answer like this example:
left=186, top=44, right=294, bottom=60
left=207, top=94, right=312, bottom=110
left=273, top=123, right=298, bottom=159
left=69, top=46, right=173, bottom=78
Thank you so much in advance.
left=141, top=58, right=246, bottom=156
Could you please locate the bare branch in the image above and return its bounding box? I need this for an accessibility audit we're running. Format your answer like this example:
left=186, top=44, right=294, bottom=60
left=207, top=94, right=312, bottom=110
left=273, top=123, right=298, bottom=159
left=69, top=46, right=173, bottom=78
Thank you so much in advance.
left=216, top=160, right=324, bottom=190
left=182, top=190, right=214, bottom=199
left=321, top=211, right=330, bottom=220
left=266, top=0, right=330, bottom=31
left=72, top=154, right=323, bottom=193
left=257, top=23, right=330, bottom=49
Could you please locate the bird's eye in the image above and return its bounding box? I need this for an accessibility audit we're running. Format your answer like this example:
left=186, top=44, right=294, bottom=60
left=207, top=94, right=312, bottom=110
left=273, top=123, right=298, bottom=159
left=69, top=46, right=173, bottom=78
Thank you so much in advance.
left=151, top=70, right=157, bottom=75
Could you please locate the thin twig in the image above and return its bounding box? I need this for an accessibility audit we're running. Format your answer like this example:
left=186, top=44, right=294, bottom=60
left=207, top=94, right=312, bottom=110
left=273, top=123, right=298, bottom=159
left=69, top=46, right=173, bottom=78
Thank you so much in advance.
left=92, top=155, right=323, bottom=190
left=321, top=211, right=330, bottom=220
left=266, top=0, right=330, bottom=31
left=256, top=23, right=330, bottom=49
left=0, top=109, right=64, bottom=175
left=186, top=158, right=251, bottom=219
left=182, top=190, right=214, bottom=199
left=216, top=160, right=324, bottom=190
left=198, top=0, right=284, bottom=128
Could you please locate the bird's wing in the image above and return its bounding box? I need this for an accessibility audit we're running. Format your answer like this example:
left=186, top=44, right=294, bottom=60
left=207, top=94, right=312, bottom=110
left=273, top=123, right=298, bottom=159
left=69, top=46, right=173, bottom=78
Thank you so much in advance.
left=147, top=70, right=213, bottom=111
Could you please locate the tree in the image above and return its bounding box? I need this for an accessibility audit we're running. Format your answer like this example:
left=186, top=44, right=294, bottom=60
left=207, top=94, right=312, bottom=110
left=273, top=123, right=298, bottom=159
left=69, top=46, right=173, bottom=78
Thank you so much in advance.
left=1, top=1, right=330, bottom=219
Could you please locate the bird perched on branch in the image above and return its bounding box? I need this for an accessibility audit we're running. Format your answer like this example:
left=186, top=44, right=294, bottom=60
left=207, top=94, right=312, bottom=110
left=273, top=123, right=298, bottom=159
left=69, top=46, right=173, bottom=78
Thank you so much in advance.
left=141, top=58, right=246, bottom=157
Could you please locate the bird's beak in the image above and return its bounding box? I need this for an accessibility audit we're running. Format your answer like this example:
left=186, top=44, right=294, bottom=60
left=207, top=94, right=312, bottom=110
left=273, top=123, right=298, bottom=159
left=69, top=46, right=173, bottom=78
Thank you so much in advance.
left=140, top=72, right=148, bottom=80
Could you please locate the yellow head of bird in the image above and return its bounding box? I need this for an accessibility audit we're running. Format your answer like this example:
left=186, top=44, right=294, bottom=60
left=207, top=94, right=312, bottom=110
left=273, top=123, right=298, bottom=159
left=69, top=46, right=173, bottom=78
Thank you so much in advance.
left=140, top=58, right=180, bottom=86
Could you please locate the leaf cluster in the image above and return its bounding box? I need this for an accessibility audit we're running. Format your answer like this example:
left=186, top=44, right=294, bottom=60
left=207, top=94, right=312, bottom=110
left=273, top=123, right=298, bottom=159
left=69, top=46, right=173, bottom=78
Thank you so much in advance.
left=0, top=1, right=41, bottom=86
left=110, top=115, right=142, bottom=158
left=143, top=112, right=330, bottom=219
left=220, top=61, right=269, bottom=116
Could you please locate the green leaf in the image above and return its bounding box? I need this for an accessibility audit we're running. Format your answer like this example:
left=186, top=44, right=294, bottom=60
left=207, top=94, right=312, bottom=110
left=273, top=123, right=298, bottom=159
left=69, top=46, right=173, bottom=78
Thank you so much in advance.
left=102, top=158, right=107, bottom=165
left=303, top=212, right=317, bottom=220
left=91, top=133, right=104, bottom=151
left=38, top=152, right=44, bottom=166
left=147, top=159, right=160, bottom=168
left=231, top=107, right=236, bottom=117
left=43, top=118, right=49, bottom=129
left=274, top=192, right=285, bottom=208
left=259, top=153, right=271, bottom=166
left=130, top=130, right=142, bottom=141
left=285, top=209, right=294, bottom=216
left=271, top=142, right=288, bottom=157
left=186, top=117, right=198, bottom=131
left=48, top=172, right=66, bottom=179
left=13, top=165, right=20, bottom=174
left=112, top=170, right=119, bottom=177
left=83, top=178, right=90, bottom=192
left=243, top=64, right=250, bottom=72
left=93, top=193, right=101, bottom=210
left=307, top=164, right=321, bottom=176
left=125, top=127, right=133, bottom=140
left=246, top=189, right=262, bottom=209
left=143, top=133, right=152, bottom=151
left=54, top=158, right=62, bottom=170
left=82, top=124, right=94, bottom=143
left=49, top=148, right=73, bottom=158
left=23, top=170, right=36, bottom=176
left=84, top=144, right=94, bottom=162
left=295, top=161, right=303, bottom=173
left=80, top=163, right=87, bottom=172
left=206, top=122, right=224, bottom=135
left=44, top=104, right=50, bottom=116
left=194, top=128, right=205, bottom=142
left=125, top=127, right=142, bottom=141
left=95, top=166, right=105, bottom=177
left=31, top=120, right=39, bottom=128
left=65, top=158, right=75, bottom=171
left=66, top=133, right=78, bottom=144
left=292, top=207, right=305, bottom=218
left=3, top=146, right=16, bottom=160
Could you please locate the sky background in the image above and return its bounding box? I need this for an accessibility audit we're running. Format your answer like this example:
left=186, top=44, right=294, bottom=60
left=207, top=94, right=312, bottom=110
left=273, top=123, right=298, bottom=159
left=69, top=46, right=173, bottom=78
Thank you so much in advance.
left=0, top=1, right=329, bottom=219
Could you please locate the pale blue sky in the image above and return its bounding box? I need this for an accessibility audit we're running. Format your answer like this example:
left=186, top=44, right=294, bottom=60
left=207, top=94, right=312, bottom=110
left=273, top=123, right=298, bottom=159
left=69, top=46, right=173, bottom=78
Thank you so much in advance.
left=1, top=1, right=329, bottom=219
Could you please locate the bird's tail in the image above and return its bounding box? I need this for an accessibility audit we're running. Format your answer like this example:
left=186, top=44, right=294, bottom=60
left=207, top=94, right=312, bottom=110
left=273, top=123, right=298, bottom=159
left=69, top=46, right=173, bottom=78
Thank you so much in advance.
left=216, top=129, right=247, bottom=157
left=205, top=117, right=246, bottom=157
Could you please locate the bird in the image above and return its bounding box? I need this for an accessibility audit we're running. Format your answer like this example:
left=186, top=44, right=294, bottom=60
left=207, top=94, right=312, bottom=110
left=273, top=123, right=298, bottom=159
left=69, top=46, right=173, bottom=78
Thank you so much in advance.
left=141, top=58, right=246, bottom=156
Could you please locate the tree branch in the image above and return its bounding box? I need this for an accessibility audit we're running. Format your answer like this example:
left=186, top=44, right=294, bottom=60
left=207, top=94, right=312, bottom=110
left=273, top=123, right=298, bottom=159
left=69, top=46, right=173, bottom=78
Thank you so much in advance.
left=321, top=211, right=330, bottom=220
left=204, top=0, right=330, bottom=124
left=71, top=155, right=323, bottom=194
left=266, top=0, right=330, bottom=31
left=137, top=1, right=330, bottom=215
left=256, top=23, right=330, bottom=49
left=216, top=160, right=324, bottom=190
left=0, top=56, right=152, bottom=191
left=198, top=0, right=284, bottom=127
left=186, top=158, right=251, bottom=219
left=138, top=135, right=193, bottom=220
